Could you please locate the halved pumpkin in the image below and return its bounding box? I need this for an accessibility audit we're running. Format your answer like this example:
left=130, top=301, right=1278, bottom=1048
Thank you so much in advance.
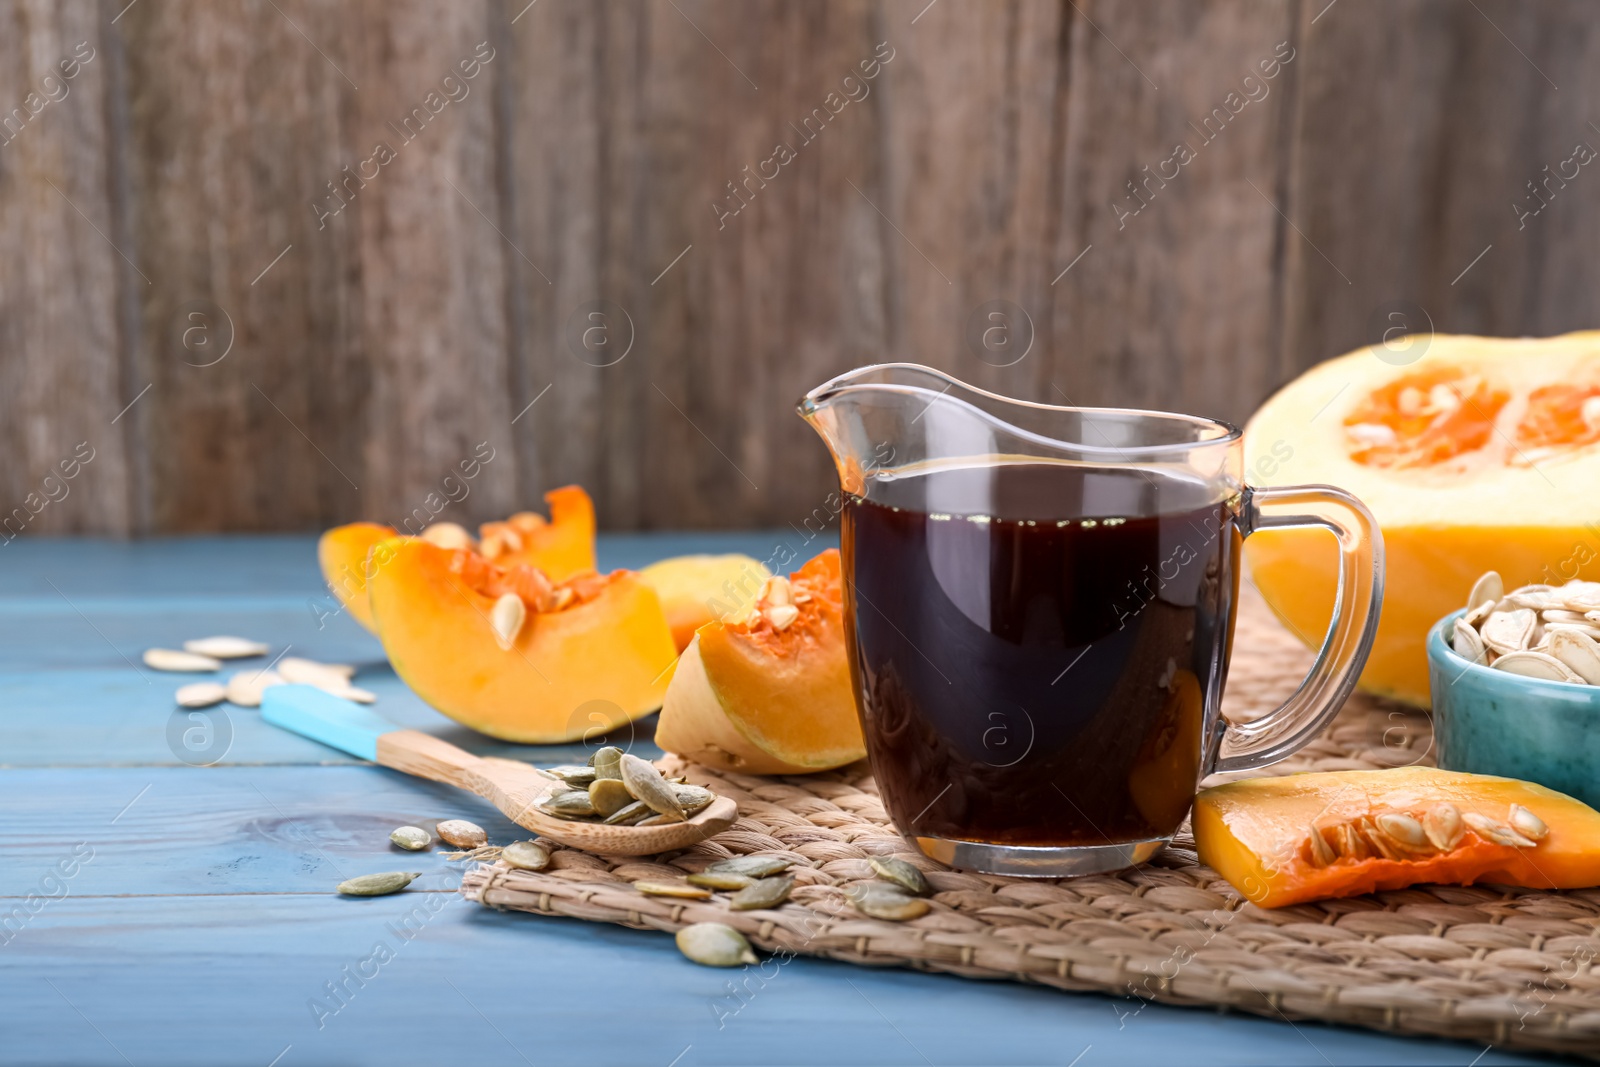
left=655, top=549, right=864, bottom=774
left=367, top=537, right=676, bottom=743
left=317, top=487, right=598, bottom=634
left=639, top=553, right=772, bottom=652
left=1245, top=332, right=1600, bottom=705
left=1194, top=766, right=1600, bottom=908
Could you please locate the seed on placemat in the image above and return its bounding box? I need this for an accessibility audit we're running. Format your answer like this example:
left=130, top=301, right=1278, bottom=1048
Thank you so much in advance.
left=224, top=669, right=283, bottom=707
left=145, top=648, right=222, bottom=673
left=589, top=746, right=624, bottom=780
left=621, top=754, right=686, bottom=819
left=687, top=871, right=756, bottom=891
left=502, top=840, right=551, bottom=871
left=868, top=856, right=932, bottom=897
left=390, top=826, right=431, bottom=851
left=183, top=636, right=269, bottom=659
left=588, top=778, right=634, bottom=818
left=436, top=819, right=487, bottom=849
left=337, top=872, right=418, bottom=897
left=705, top=855, right=794, bottom=879
left=729, top=876, right=793, bottom=911
left=635, top=880, right=713, bottom=899
left=175, top=682, right=226, bottom=708
left=848, top=883, right=930, bottom=921
left=676, top=923, right=757, bottom=967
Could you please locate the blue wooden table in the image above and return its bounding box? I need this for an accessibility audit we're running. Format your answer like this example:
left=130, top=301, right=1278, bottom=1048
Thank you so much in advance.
left=0, top=534, right=1555, bottom=1067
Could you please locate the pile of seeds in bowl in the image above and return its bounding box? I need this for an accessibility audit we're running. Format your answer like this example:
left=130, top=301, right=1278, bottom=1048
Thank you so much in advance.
left=145, top=635, right=374, bottom=708
left=537, top=748, right=721, bottom=826
left=1450, top=571, right=1600, bottom=684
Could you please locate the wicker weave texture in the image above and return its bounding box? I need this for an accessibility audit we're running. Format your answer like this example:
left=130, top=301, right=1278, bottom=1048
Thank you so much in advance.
left=462, top=591, right=1600, bottom=1058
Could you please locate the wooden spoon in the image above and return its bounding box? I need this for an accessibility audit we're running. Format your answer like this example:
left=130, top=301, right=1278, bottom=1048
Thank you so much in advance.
left=262, top=685, right=736, bottom=856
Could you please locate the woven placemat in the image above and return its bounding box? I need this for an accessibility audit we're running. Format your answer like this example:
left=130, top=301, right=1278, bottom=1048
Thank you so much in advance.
left=461, top=587, right=1600, bottom=1058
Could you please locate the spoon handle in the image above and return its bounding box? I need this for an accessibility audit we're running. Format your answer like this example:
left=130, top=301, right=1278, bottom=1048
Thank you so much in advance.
left=374, top=729, right=545, bottom=818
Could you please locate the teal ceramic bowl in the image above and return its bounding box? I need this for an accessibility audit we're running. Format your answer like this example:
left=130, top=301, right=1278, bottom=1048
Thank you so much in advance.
left=1427, top=608, right=1600, bottom=808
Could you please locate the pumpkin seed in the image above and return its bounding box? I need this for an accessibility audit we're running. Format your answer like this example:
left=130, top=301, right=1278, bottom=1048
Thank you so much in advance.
left=541, top=791, right=597, bottom=819
left=1467, top=571, right=1503, bottom=611
left=548, top=765, right=597, bottom=788
left=278, top=657, right=356, bottom=684
left=1480, top=609, right=1537, bottom=655
left=636, top=812, right=686, bottom=826
left=868, top=856, right=932, bottom=896
left=1508, top=804, right=1549, bottom=842
left=324, top=683, right=378, bottom=704
left=502, top=840, right=551, bottom=871
left=687, top=871, right=757, bottom=891
left=675, top=784, right=717, bottom=815
left=1358, top=816, right=1405, bottom=861
left=390, top=826, right=431, bottom=851
left=1451, top=618, right=1487, bottom=666
left=1548, top=630, right=1600, bottom=684
left=706, top=855, right=795, bottom=878
left=766, top=604, right=800, bottom=631
left=338, top=871, right=418, bottom=897
left=1307, top=825, right=1337, bottom=867
left=436, top=819, right=488, bottom=848
left=1374, top=812, right=1429, bottom=851
left=175, top=682, right=227, bottom=708
left=676, top=923, right=757, bottom=967
left=1463, top=811, right=1538, bottom=848
left=1332, top=821, right=1368, bottom=860
left=144, top=648, right=222, bottom=673
left=589, top=746, right=624, bottom=780
left=634, top=880, right=713, bottom=899
left=603, top=800, right=653, bottom=825
left=588, top=778, right=635, bottom=818
left=620, top=754, right=686, bottom=819
left=1491, top=650, right=1584, bottom=683
left=729, top=876, right=793, bottom=911
left=183, top=636, right=269, bottom=659
left=419, top=522, right=475, bottom=549
left=1423, top=803, right=1465, bottom=851
left=224, top=669, right=284, bottom=707
left=847, top=883, right=930, bottom=921
left=490, top=593, right=526, bottom=651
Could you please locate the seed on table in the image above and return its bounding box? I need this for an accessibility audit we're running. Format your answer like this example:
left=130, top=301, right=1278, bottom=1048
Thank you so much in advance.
left=278, top=657, right=357, bottom=688
left=848, top=883, right=930, bottom=921
left=337, top=871, right=418, bottom=897
left=224, top=669, right=284, bottom=708
left=676, top=923, right=757, bottom=967
left=145, top=648, right=222, bottom=673
left=175, top=682, right=226, bottom=708
left=588, top=778, right=634, bottom=818
left=589, top=746, right=624, bottom=780
left=436, top=819, right=487, bottom=848
left=687, top=871, right=756, bottom=891
left=729, top=876, right=793, bottom=911
left=390, top=826, right=431, bottom=851
left=705, top=855, right=794, bottom=879
left=183, top=636, right=269, bottom=659
left=501, top=840, right=550, bottom=871
left=635, top=880, right=713, bottom=899
left=868, top=856, right=932, bottom=897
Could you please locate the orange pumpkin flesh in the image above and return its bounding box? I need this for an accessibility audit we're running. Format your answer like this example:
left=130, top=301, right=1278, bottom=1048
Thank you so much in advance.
left=655, top=549, right=865, bottom=774
left=366, top=538, right=676, bottom=743
left=639, top=553, right=773, bottom=652
left=1193, top=767, right=1600, bottom=908
left=316, top=487, right=597, bottom=634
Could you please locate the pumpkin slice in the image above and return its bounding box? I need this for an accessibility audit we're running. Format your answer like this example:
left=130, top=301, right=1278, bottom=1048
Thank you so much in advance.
left=655, top=549, right=864, bottom=774
left=639, top=553, right=772, bottom=652
left=317, top=486, right=598, bottom=634
left=1245, top=331, right=1600, bottom=705
left=1193, top=766, right=1600, bottom=908
left=367, top=537, right=676, bottom=743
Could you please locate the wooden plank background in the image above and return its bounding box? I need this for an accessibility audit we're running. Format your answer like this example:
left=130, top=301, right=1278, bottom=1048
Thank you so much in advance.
left=2, top=0, right=1595, bottom=534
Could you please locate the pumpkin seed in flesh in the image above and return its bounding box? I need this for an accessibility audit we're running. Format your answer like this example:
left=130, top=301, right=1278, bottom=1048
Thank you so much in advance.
left=224, top=669, right=283, bottom=707
left=175, top=682, right=226, bottom=708
left=490, top=593, right=526, bottom=651
left=620, top=754, right=686, bottom=819
left=1508, top=804, right=1549, bottom=842
left=184, top=636, right=269, bottom=659
left=1373, top=812, right=1429, bottom=851
left=1307, top=826, right=1337, bottom=867
left=729, top=876, right=793, bottom=911
left=848, top=883, right=930, bottom=921
left=868, top=856, right=932, bottom=897
left=420, top=522, right=475, bottom=549
left=1423, top=803, right=1465, bottom=850
left=635, top=880, right=713, bottom=899
left=1463, top=811, right=1538, bottom=848
left=436, top=819, right=488, bottom=848
left=390, top=826, right=431, bottom=851
left=502, top=840, right=551, bottom=871
left=676, top=923, right=757, bottom=967
left=338, top=871, right=418, bottom=896
left=588, top=778, right=634, bottom=818
left=145, top=648, right=222, bottom=673
left=687, top=871, right=756, bottom=891
left=705, top=855, right=795, bottom=878
left=603, top=800, right=653, bottom=825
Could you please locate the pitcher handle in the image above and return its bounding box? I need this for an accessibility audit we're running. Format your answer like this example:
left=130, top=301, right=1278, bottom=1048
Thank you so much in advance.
left=1215, top=484, right=1385, bottom=773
